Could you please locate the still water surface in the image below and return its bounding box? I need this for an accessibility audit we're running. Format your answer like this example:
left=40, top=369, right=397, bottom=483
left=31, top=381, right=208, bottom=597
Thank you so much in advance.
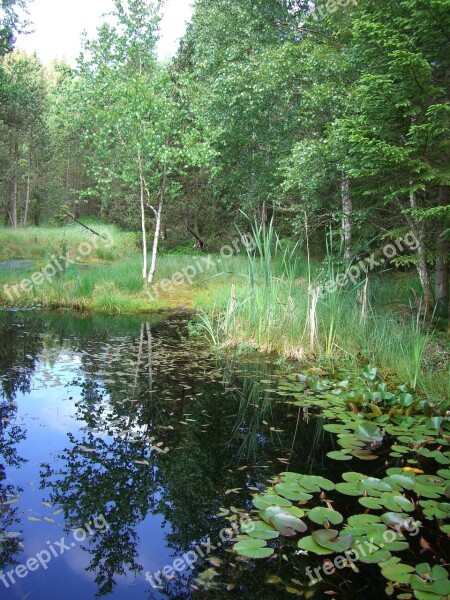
left=0, top=311, right=388, bottom=599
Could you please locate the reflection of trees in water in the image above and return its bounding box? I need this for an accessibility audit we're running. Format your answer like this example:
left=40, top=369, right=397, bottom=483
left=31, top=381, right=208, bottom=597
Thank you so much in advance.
left=0, top=312, right=45, bottom=401
left=39, top=323, right=328, bottom=598
left=0, top=311, right=335, bottom=598
left=0, top=399, right=27, bottom=570
left=0, top=313, right=34, bottom=570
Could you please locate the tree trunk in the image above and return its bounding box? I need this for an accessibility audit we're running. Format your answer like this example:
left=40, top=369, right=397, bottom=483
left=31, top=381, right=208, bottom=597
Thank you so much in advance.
left=435, top=188, right=449, bottom=319
left=341, top=175, right=352, bottom=262
left=147, top=174, right=165, bottom=285
left=10, top=138, right=19, bottom=229
left=22, top=141, right=32, bottom=228
left=138, top=149, right=148, bottom=280
left=409, top=189, right=435, bottom=310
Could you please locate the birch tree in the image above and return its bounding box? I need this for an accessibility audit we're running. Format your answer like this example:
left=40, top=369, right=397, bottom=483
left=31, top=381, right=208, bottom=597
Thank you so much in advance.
left=78, top=0, right=202, bottom=284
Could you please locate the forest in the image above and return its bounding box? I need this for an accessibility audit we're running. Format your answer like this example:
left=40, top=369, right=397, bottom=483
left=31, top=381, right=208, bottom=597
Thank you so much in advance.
left=0, top=0, right=449, bottom=385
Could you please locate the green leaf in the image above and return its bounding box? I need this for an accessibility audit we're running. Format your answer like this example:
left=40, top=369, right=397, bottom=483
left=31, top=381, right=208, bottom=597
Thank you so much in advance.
left=354, top=422, right=383, bottom=443
left=298, top=535, right=332, bottom=555
left=312, top=529, right=353, bottom=552
left=308, top=507, right=343, bottom=526
left=274, top=482, right=313, bottom=502
left=359, top=497, right=384, bottom=510
left=234, top=537, right=274, bottom=559
left=327, top=450, right=351, bottom=461
left=252, top=494, right=292, bottom=510
left=381, top=563, right=415, bottom=584
left=241, top=520, right=279, bottom=540
left=259, top=506, right=307, bottom=536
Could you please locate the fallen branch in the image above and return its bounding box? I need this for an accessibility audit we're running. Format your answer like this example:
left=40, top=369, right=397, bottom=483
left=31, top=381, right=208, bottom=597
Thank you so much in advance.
left=65, top=212, right=108, bottom=240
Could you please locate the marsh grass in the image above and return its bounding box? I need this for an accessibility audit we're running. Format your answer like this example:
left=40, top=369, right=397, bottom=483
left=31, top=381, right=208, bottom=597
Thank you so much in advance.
left=199, top=222, right=448, bottom=400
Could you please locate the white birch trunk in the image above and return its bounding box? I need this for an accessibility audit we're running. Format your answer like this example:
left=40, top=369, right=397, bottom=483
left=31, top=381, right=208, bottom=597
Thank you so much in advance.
left=409, top=189, right=434, bottom=310
left=138, top=149, right=148, bottom=280
left=341, top=175, right=352, bottom=262
left=147, top=174, right=165, bottom=285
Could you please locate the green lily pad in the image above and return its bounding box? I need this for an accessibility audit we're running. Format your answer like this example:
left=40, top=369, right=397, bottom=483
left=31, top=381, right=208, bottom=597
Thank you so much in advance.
left=308, top=476, right=336, bottom=491
left=274, top=483, right=313, bottom=502
left=347, top=514, right=381, bottom=526
left=336, top=482, right=363, bottom=496
left=298, top=535, right=332, bottom=555
left=359, top=497, right=384, bottom=510
left=359, top=548, right=392, bottom=564
left=381, top=562, right=415, bottom=584
left=252, top=494, right=292, bottom=510
left=327, top=450, right=351, bottom=461
left=381, top=492, right=415, bottom=513
left=308, top=506, right=343, bottom=526
left=384, top=474, right=415, bottom=491
left=241, top=520, right=279, bottom=540
left=323, top=424, right=352, bottom=434
left=260, top=506, right=307, bottom=536
left=342, top=472, right=368, bottom=483
left=354, top=422, right=383, bottom=443
left=361, top=477, right=393, bottom=494
left=312, top=529, right=353, bottom=552
left=234, top=537, right=274, bottom=559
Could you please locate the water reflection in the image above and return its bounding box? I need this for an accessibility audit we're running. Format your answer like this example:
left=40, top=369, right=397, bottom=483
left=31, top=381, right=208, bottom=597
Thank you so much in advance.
left=0, top=311, right=340, bottom=599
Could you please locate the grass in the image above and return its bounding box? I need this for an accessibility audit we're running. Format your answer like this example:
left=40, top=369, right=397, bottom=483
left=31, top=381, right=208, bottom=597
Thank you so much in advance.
left=0, top=222, right=448, bottom=400
left=195, top=223, right=449, bottom=402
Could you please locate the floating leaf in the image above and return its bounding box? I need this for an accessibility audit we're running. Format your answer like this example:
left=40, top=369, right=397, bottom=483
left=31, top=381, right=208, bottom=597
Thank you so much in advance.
left=298, top=535, right=333, bottom=555
left=234, top=537, right=274, bottom=559
left=252, top=494, right=292, bottom=510
left=347, top=514, right=381, bottom=527
left=312, top=529, right=353, bottom=552
left=241, top=520, right=279, bottom=540
left=359, top=497, right=384, bottom=510
left=308, top=507, right=343, bottom=526
left=327, top=451, right=351, bottom=461
left=274, top=483, right=313, bottom=502
left=381, top=563, right=414, bottom=584
left=260, top=506, right=307, bottom=536
left=354, top=422, right=383, bottom=443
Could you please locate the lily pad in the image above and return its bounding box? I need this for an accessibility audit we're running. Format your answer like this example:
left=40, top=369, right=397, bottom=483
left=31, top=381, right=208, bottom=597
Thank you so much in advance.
left=354, top=422, right=383, bottom=443
left=327, top=450, right=351, bottom=461
left=252, top=494, right=292, bottom=510
left=260, top=506, right=307, bottom=536
left=274, top=483, right=313, bottom=502
left=308, top=506, right=343, bottom=526
left=234, top=537, right=274, bottom=559
left=381, top=562, right=415, bottom=584
left=298, top=535, right=333, bottom=555
left=312, top=529, right=353, bottom=552
left=241, top=520, right=279, bottom=540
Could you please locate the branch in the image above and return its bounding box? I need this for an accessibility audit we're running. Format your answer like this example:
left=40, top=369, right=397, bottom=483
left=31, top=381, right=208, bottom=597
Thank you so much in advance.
left=65, top=212, right=108, bottom=239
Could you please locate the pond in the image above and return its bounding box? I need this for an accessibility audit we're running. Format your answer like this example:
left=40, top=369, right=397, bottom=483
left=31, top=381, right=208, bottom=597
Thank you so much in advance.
left=0, top=311, right=447, bottom=599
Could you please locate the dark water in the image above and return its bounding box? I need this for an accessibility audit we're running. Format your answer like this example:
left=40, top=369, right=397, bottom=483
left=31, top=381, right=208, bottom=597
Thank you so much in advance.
left=0, top=311, right=388, bottom=600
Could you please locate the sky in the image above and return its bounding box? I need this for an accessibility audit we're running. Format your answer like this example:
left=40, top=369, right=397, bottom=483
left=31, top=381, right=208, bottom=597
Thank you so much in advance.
left=16, top=0, right=194, bottom=64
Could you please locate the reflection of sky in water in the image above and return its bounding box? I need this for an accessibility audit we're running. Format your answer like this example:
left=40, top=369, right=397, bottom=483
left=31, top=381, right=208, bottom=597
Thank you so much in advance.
left=3, top=351, right=172, bottom=600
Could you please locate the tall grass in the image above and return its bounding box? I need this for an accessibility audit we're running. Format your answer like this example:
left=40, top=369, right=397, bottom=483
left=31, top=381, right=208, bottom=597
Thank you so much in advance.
left=198, top=221, right=448, bottom=401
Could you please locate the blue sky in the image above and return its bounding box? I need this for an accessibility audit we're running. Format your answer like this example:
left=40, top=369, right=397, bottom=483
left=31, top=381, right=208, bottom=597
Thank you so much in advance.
left=16, top=0, right=194, bottom=64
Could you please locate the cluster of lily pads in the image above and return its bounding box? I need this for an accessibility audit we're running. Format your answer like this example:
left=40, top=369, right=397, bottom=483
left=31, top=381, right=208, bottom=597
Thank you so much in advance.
left=231, top=468, right=450, bottom=599
left=228, top=367, right=450, bottom=598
